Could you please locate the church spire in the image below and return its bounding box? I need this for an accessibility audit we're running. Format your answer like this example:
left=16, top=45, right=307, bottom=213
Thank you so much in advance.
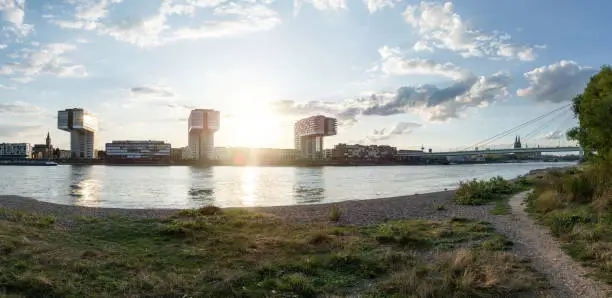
left=46, top=131, right=51, bottom=147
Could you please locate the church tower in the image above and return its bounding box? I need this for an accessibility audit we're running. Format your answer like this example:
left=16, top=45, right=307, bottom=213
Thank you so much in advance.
left=46, top=132, right=51, bottom=147
left=514, top=136, right=522, bottom=149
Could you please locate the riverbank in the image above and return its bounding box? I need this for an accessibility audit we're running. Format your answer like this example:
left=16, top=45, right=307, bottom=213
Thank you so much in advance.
left=0, top=192, right=550, bottom=297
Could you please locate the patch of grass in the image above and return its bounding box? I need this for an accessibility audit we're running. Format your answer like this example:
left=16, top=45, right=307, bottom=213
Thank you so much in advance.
left=329, top=204, right=342, bottom=222
left=0, top=208, right=545, bottom=297
left=480, top=235, right=513, bottom=251
left=433, top=203, right=446, bottom=211
left=374, top=249, right=543, bottom=297
left=373, top=218, right=494, bottom=250
left=490, top=198, right=511, bottom=215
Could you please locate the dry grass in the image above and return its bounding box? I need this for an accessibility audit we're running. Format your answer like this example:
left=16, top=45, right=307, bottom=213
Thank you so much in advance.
left=0, top=208, right=546, bottom=297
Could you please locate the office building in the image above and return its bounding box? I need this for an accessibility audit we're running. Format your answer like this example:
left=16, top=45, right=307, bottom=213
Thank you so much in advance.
left=294, top=115, right=337, bottom=160
left=58, top=108, right=97, bottom=159
left=105, top=140, right=171, bottom=164
left=188, top=109, right=220, bottom=161
left=0, top=143, right=32, bottom=159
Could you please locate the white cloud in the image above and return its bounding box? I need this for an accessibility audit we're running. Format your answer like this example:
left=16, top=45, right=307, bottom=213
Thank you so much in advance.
left=130, top=85, right=175, bottom=99
left=170, top=2, right=280, bottom=42
left=375, top=46, right=469, bottom=80
left=367, top=122, right=422, bottom=142
left=51, top=0, right=281, bottom=48
left=0, top=0, right=32, bottom=36
left=273, top=72, right=511, bottom=123
left=294, top=0, right=346, bottom=16
left=363, top=0, right=395, bottom=13
left=0, top=43, right=87, bottom=83
left=517, top=60, right=596, bottom=103
left=541, top=130, right=566, bottom=140
left=403, top=1, right=538, bottom=61
left=0, top=101, right=42, bottom=114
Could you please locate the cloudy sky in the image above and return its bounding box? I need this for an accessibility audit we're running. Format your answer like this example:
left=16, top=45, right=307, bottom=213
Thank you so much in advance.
left=0, top=0, right=608, bottom=151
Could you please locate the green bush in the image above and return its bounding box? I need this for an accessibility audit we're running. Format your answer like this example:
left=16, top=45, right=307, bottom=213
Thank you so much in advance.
left=455, top=176, right=518, bottom=205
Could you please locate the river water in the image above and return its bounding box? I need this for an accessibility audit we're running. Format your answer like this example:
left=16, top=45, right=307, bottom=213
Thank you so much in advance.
left=0, top=162, right=574, bottom=209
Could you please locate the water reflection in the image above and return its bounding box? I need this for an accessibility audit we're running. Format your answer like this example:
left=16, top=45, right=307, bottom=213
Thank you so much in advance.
left=69, top=166, right=101, bottom=206
left=188, top=167, right=215, bottom=204
left=241, top=167, right=259, bottom=206
left=293, top=168, right=325, bottom=204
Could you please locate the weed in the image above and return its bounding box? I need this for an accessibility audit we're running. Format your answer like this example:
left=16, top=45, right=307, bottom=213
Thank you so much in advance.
left=434, top=203, right=446, bottom=211
left=329, top=204, right=342, bottom=222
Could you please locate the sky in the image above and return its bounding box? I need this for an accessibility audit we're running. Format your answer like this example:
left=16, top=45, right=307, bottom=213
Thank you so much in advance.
left=0, top=0, right=609, bottom=152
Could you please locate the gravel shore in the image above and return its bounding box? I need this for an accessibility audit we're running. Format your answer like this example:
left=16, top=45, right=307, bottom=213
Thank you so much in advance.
left=0, top=190, right=494, bottom=226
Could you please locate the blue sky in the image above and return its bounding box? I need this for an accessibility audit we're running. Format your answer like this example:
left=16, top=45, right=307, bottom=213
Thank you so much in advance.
left=0, top=0, right=608, bottom=151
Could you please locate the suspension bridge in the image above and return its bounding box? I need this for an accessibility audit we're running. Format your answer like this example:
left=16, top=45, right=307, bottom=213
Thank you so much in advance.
left=404, top=103, right=583, bottom=158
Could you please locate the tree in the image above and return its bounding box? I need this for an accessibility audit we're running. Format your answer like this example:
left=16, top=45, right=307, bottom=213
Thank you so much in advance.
left=567, top=66, right=612, bottom=161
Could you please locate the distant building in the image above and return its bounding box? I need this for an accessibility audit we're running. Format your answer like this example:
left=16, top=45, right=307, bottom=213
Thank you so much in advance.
left=188, top=109, right=220, bottom=161
left=105, top=141, right=171, bottom=164
left=58, top=108, right=97, bottom=159
left=514, top=136, right=522, bottom=149
left=58, top=150, right=72, bottom=159
left=0, top=143, right=31, bottom=159
left=323, top=148, right=333, bottom=160
left=214, top=147, right=298, bottom=164
left=397, top=149, right=424, bottom=160
left=332, top=143, right=397, bottom=160
left=32, top=132, right=54, bottom=160
left=294, top=115, right=337, bottom=160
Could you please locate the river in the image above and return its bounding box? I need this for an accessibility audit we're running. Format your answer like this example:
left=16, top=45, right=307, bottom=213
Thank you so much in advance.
left=0, top=162, right=574, bottom=209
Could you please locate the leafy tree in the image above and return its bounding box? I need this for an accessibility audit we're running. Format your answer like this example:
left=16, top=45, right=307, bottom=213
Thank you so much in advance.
left=567, top=66, right=612, bottom=161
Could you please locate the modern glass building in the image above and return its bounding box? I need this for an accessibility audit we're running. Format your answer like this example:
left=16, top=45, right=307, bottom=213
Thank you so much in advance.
left=294, top=115, right=337, bottom=160
left=58, top=108, right=97, bottom=159
left=188, top=109, right=220, bottom=161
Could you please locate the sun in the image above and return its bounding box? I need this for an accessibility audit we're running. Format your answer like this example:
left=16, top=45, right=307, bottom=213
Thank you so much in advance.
left=232, top=103, right=281, bottom=148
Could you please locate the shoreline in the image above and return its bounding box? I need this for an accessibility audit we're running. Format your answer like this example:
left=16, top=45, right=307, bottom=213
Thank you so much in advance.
left=0, top=166, right=574, bottom=225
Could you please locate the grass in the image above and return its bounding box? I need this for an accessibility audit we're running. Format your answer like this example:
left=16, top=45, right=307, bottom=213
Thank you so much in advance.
left=490, top=198, right=511, bottom=215
left=454, top=176, right=533, bottom=215
left=0, top=207, right=546, bottom=297
left=525, top=164, right=612, bottom=284
left=433, top=203, right=446, bottom=211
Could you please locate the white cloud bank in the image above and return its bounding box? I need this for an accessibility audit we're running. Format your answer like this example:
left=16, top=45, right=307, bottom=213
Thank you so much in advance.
left=51, top=0, right=281, bottom=47
left=517, top=60, right=597, bottom=103
left=403, top=1, right=538, bottom=61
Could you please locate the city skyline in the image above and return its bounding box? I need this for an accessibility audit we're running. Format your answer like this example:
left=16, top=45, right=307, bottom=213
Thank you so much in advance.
left=0, top=1, right=608, bottom=151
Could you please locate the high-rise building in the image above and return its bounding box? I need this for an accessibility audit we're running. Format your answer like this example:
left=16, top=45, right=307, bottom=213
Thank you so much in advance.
left=58, top=108, right=97, bottom=159
left=188, top=109, right=220, bottom=161
left=294, top=115, right=337, bottom=160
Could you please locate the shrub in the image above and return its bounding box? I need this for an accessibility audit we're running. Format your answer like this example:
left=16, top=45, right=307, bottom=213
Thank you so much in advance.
left=563, top=174, right=596, bottom=203
left=329, top=204, right=342, bottom=222
left=455, top=176, right=517, bottom=205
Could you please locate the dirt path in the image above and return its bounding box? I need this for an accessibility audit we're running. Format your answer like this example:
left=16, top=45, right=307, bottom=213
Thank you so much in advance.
left=491, top=192, right=610, bottom=298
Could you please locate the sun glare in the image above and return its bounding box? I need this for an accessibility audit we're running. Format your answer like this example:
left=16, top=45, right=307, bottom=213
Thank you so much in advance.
left=232, top=102, right=281, bottom=148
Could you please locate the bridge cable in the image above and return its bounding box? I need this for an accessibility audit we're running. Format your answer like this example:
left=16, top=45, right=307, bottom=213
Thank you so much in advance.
left=463, top=104, right=571, bottom=150
left=522, top=109, right=572, bottom=142
left=476, top=108, right=566, bottom=149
